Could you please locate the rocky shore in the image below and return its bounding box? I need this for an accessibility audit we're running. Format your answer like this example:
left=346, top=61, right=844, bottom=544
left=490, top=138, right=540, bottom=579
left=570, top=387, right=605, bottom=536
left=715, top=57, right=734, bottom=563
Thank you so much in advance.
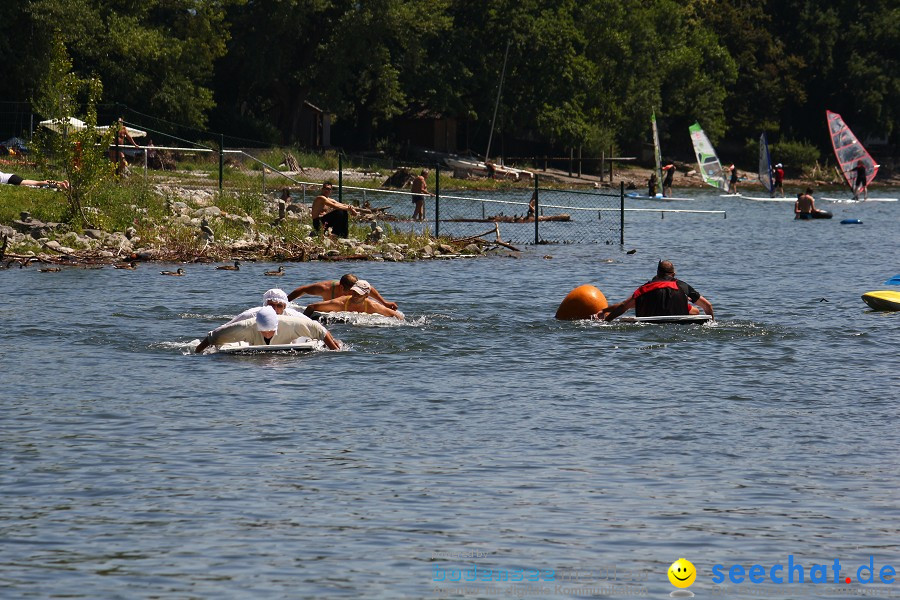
left=0, top=180, right=513, bottom=270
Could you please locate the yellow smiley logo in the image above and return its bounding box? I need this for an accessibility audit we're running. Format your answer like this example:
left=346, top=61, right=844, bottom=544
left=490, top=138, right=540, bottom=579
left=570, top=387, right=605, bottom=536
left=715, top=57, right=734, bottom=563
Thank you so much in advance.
left=668, top=558, right=697, bottom=588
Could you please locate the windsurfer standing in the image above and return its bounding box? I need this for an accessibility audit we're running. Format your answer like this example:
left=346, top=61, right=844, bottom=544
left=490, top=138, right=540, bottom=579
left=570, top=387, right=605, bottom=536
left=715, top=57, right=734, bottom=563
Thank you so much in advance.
left=852, top=161, right=868, bottom=201
left=772, top=163, right=785, bottom=197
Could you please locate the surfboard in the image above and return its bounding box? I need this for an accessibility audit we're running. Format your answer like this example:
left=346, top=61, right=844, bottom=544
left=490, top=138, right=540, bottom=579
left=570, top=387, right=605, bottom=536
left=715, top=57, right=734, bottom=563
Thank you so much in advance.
left=626, top=193, right=695, bottom=201
left=738, top=195, right=795, bottom=202
left=218, top=341, right=319, bottom=354
left=619, top=314, right=713, bottom=324
left=862, top=290, right=900, bottom=311
left=820, top=197, right=898, bottom=203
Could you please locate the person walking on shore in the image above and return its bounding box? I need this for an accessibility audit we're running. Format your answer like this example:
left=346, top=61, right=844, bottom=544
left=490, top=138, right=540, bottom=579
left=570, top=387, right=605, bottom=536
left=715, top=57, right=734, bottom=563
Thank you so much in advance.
left=411, top=170, right=431, bottom=220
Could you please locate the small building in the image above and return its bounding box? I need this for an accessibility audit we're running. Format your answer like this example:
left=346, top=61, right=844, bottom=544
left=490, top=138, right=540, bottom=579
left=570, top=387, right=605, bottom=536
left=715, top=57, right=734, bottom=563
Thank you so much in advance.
left=394, top=110, right=457, bottom=153
left=298, top=101, right=330, bottom=149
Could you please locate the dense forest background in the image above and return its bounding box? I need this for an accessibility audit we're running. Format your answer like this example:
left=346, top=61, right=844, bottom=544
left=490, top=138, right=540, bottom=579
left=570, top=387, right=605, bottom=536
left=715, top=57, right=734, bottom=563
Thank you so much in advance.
left=1, top=0, right=897, bottom=165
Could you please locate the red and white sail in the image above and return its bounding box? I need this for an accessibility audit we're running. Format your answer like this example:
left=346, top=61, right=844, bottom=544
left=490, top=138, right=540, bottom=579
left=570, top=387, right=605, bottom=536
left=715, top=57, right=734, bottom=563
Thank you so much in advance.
left=826, top=110, right=878, bottom=187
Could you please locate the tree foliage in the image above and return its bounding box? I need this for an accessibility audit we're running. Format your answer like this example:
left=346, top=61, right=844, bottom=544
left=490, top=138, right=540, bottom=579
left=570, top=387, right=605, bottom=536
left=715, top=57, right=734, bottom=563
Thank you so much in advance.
left=0, top=0, right=897, bottom=157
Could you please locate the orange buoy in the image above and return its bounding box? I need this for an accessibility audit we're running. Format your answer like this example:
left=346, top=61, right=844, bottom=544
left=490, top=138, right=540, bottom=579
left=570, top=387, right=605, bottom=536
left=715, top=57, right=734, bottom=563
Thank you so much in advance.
left=555, top=284, right=608, bottom=320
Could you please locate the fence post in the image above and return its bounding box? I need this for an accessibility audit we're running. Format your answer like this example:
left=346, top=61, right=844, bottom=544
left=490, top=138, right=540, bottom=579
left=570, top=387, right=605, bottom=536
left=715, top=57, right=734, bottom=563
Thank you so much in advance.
left=218, top=134, right=224, bottom=192
left=620, top=181, right=625, bottom=246
left=435, top=166, right=440, bottom=238
left=338, top=153, right=343, bottom=202
left=534, top=175, right=539, bottom=245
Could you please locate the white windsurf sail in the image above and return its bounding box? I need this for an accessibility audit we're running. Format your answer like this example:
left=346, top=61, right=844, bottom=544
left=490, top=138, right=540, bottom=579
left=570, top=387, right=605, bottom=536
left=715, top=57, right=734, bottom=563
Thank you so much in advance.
left=689, top=122, right=726, bottom=190
left=758, top=132, right=774, bottom=194
left=826, top=110, right=878, bottom=188
left=652, top=112, right=663, bottom=195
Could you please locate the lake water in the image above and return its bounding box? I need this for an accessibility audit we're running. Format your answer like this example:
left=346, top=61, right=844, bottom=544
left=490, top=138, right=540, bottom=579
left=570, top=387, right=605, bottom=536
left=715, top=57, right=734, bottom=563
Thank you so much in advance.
left=1, top=189, right=899, bottom=599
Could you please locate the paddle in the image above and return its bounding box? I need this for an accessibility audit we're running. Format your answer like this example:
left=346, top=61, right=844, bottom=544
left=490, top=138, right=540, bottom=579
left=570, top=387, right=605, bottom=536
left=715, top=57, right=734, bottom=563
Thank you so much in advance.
left=884, top=275, right=900, bottom=286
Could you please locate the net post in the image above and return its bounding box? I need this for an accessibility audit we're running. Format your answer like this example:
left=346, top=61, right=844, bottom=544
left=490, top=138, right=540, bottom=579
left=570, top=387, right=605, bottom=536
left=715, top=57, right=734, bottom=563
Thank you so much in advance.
left=534, top=175, right=539, bottom=245
left=435, top=165, right=440, bottom=238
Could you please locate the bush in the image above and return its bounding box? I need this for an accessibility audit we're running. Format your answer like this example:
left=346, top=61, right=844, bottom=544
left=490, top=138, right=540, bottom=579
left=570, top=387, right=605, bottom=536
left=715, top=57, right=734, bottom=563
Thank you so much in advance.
left=770, top=140, right=820, bottom=176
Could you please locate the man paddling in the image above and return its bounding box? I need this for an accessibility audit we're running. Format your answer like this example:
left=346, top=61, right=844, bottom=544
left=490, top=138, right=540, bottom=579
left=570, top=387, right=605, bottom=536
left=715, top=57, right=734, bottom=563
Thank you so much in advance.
left=595, top=260, right=714, bottom=321
left=304, top=279, right=404, bottom=319
left=194, top=305, right=341, bottom=353
left=287, top=273, right=398, bottom=310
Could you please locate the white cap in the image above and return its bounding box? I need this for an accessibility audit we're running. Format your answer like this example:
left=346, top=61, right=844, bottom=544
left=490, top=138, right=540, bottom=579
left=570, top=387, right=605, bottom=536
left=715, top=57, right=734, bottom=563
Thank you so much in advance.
left=262, top=288, right=289, bottom=306
left=350, top=280, right=371, bottom=295
left=256, top=305, right=278, bottom=331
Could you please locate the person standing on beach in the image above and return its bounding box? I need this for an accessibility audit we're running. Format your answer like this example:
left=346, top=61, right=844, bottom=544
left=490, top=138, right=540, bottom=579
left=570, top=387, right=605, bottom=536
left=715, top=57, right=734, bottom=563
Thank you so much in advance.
left=662, top=164, right=675, bottom=197
left=111, top=117, right=140, bottom=175
left=411, top=170, right=431, bottom=220
left=772, top=163, right=785, bottom=197
left=852, top=161, right=868, bottom=201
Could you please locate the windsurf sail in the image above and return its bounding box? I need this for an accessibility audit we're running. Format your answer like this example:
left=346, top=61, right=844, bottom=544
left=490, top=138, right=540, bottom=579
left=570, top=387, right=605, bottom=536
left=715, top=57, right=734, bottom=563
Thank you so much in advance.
left=758, top=132, right=774, bottom=194
left=689, top=122, right=726, bottom=190
left=651, top=112, right=663, bottom=194
left=826, top=110, right=878, bottom=188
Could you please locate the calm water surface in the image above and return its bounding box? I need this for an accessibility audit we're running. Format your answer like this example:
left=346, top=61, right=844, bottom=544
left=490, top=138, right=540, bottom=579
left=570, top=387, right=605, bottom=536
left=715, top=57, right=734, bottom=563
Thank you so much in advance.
left=1, top=189, right=899, bottom=599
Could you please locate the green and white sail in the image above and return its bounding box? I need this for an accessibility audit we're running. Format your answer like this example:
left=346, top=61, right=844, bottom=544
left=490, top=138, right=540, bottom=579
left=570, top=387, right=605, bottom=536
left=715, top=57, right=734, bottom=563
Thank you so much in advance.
left=758, top=132, right=774, bottom=194
left=652, top=112, right=663, bottom=196
left=689, top=122, right=726, bottom=190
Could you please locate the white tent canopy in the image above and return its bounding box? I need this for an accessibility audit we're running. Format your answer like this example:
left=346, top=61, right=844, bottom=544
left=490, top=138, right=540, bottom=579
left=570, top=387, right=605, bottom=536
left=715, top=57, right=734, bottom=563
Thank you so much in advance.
left=39, top=116, right=147, bottom=138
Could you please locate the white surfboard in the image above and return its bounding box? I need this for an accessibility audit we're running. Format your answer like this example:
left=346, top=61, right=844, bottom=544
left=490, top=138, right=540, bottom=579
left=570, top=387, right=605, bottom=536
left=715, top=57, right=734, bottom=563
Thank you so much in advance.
left=619, top=314, right=713, bottom=324
left=218, top=341, right=318, bottom=354
left=738, top=195, right=795, bottom=202
left=819, top=197, right=898, bottom=203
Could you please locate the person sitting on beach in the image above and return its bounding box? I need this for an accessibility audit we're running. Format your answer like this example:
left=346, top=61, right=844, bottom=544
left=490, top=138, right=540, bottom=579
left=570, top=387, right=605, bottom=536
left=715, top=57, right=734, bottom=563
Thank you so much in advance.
left=312, top=181, right=357, bottom=238
left=287, top=273, right=398, bottom=310
left=194, top=305, right=341, bottom=353
left=594, top=260, right=714, bottom=322
left=1, top=170, right=69, bottom=190
left=303, top=280, right=404, bottom=319
left=794, top=188, right=819, bottom=219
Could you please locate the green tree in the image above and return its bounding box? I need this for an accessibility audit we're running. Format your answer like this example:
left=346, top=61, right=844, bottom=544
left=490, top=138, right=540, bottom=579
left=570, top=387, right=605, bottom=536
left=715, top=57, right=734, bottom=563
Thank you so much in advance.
left=26, top=0, right=234, bottom=129
left=32, top=35, right=114, bottom=227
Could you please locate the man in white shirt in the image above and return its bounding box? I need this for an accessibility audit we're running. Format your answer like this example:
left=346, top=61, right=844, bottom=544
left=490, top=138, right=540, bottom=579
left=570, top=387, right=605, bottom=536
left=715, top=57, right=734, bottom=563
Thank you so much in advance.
left=194, top=305, right=341, bottom=353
